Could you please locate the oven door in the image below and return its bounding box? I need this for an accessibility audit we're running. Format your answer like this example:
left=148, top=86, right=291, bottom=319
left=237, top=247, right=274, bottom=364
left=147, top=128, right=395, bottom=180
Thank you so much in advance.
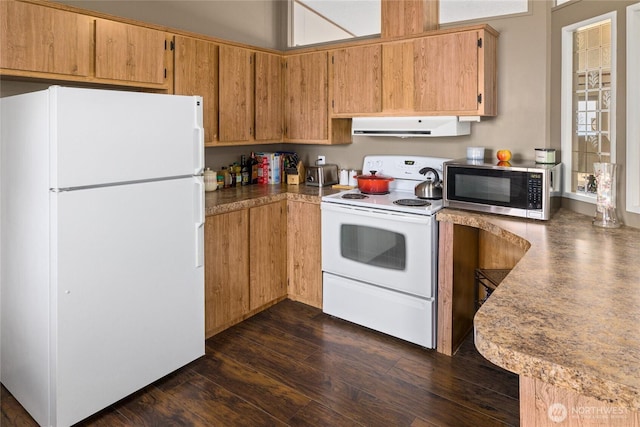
left=321, top=202, right=436, bottom=298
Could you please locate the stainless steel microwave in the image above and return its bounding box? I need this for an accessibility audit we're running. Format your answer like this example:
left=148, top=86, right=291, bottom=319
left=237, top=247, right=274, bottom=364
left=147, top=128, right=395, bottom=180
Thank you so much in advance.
left=443, top=160, right=562, bottom=220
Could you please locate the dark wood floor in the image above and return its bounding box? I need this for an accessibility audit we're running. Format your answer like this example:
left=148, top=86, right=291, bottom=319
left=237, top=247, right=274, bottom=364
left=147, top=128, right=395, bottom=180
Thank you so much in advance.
left=2, top=300, right=519, bottom=426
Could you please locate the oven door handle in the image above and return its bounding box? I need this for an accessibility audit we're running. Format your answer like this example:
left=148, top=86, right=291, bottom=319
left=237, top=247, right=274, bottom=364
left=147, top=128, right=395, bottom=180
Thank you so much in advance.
left=321, top=202, right=432, bottom=224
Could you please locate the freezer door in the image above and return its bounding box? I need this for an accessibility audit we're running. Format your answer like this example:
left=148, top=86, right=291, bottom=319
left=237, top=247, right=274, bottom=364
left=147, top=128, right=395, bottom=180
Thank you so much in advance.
left=51, top=177, right=204, bottom=426
left=50, top=86, right=203, bottom=189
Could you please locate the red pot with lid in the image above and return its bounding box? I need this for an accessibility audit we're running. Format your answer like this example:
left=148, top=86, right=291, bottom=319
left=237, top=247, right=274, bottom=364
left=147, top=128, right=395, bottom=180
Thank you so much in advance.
left=353, top=170, right=394, bottom=194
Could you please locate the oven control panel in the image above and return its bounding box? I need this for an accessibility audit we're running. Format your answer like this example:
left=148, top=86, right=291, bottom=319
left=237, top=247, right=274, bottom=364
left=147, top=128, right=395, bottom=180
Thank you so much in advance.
left=362, top=155, right=453, bottom=180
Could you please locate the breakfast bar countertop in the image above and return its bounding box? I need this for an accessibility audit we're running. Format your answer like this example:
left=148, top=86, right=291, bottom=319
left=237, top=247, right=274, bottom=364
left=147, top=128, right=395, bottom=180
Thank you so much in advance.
left=204, top=184, right=342, bottom=216
left=436, top=208, right=640, bottom=409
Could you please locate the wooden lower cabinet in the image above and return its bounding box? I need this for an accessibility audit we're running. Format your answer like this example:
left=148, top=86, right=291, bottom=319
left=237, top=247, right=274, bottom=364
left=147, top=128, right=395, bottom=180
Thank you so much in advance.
left=520, top=377, right=639, bottom=426
left=249, top=201, right=287, bottom=310
left=287, top=200, right=322, bottom=308
left=204, top=209, right=249, bottom=338
left=205, top=200, right=288, bottom=338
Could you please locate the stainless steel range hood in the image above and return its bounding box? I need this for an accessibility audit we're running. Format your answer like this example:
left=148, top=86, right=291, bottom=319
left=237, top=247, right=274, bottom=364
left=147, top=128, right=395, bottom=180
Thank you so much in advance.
left=351, top=116, right=472, bottom=138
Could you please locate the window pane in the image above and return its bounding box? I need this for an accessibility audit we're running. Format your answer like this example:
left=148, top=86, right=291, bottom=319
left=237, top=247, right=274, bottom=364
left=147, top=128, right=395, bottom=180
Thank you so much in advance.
left=440, top=0, right=528, bottom=24
left=571, top=19, right=612, bottom=195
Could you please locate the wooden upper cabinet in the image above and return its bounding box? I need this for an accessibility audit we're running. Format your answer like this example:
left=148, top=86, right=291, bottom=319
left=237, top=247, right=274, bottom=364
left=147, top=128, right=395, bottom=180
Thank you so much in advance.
left=174, top=36, right=219, bottom=145
left=413, top=29, right=497, bottom=116
left=218, top=45, right=254, bottom=142
left=382, top=41, right=415, bottom=113
left=0, top=0, right=91, bottom=77
left=255, top=52, right=284, bottom=142
left=331, top=45, right=382, bottom=115
left=284, top=51, right=329, bottom=142
left=95, top=19, right=167, bottom=85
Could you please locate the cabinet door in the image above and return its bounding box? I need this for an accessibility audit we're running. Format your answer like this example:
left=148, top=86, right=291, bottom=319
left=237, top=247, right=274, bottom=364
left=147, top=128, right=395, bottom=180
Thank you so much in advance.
left=204, top=210, right=249, bottom=338
left=382, top=41, right=415, bottom=113
left=219, top=45, right=254, bottom=142
left=284, top=51, right=328, bottom=141
left=413, top=31, right=480, bottom=113
left=174, top=36, right=219, bottom=144
left=249, top=201, right=287, bottom=311
left=255, top=52, right=284, bottom=141
left=287, top=200, right=322, bottom=308
left=0, top=1, right=91, bottom=77
left=95, top=19, right=167, bottom=85
left=331, top=45, right=382, bottom=115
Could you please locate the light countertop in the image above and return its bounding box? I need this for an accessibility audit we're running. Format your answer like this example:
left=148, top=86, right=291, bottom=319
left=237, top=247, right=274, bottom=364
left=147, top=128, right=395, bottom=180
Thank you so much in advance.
left=204, top=183, right=341, bottom=215
left=436, top=208, right=640, bottom=409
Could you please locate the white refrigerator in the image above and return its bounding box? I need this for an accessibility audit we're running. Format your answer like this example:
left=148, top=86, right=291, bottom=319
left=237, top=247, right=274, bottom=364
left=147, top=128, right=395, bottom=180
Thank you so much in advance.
left=1, top=86, right=205, bottom=427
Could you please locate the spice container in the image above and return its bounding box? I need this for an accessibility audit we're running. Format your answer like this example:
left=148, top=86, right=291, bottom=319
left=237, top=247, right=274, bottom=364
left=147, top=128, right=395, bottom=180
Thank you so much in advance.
left=535, top=148, right=556, bottom=164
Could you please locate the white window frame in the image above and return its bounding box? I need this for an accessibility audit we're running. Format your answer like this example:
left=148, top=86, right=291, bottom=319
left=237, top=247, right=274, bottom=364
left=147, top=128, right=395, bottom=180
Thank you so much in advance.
left=627, top=3, right=640, bottom=213
left=561, top=12, right=617, bottom=203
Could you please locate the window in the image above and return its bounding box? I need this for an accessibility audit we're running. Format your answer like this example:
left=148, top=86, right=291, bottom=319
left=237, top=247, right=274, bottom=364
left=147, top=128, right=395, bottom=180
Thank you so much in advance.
left=561, top=13, right=617, bottom=202
left=288, top=0, right=529, bottom=47
left=440, top=0, right=528, bottom=24
left=627, top=3, right=640, bottom=213
left=289, top=0, right=380, bottom=47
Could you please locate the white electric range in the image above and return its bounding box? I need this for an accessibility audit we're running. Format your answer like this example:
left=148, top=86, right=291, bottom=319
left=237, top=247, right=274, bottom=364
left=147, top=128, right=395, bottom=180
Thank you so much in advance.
left=320, top=155, right=451, bottom=349
left=322, top=155, right=449, bottom=215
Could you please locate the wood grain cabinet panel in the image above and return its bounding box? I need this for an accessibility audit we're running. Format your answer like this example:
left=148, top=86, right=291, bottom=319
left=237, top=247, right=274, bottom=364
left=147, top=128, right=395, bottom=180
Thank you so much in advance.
left=284, top=51, right=329, bottom=142
left=218, top=45, right=254, bottom=143
left=382, top=41, right=415, bottom=113
left=413, top=31, right=479, bottom=113
left=255, top=52, right=284, bottom=142
left=413, top=29, right=497, bottom=116
left=0, top=0, right=91, bottom=77
left=287, top=200, right=322, bottom=308
left=249, top=201, right=287, bottom=311
left=204, top=201, right=289, bottom=337
left=95, top=19, right=167, bottom=85
left=204, top=209, right=249, bottom=338
left=331, top=45, right=382, bottom=115
left=174, top=36, right=219, bottom=145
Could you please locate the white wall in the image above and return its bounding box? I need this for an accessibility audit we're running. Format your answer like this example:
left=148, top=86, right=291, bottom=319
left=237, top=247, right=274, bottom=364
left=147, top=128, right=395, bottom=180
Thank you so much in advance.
left=55, top=0, right=286, bottom=50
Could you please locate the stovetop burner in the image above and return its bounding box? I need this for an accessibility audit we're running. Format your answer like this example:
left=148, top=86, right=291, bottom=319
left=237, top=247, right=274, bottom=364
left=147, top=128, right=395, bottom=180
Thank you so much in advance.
left=360, top=191, right=389, bottom=195
left=342, top=193, right=369, bottom=200
left=393, top=199, right=432, bottom=207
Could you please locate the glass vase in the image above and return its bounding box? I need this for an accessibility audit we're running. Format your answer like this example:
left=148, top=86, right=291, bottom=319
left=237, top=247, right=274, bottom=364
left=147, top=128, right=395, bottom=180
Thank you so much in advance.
left=592, top=162, right=622, bottom=228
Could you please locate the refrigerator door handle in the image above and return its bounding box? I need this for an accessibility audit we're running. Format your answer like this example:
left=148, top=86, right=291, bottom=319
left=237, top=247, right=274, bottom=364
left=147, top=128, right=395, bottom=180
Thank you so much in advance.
left=193, top=127, right=204, bottom=175
left=195, top=223, right=204, bottom=268
left=194, top=177, right=204, bottom=267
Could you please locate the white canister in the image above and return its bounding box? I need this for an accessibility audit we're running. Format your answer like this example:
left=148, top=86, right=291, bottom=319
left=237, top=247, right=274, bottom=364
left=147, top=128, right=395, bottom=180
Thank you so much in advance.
left=348, top=170, right=358, bottom=187
left=204, top=168, right=218, bottom=191
left=535, top=148, right=556, bottom=164
left=466, top=146, right=485, bottom=160
left=339, top=169, right=349, bottom=186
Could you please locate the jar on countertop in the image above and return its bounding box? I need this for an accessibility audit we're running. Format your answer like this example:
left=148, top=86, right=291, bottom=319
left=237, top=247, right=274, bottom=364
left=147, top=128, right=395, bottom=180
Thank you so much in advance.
left=204, top=168, right=217, bottom=192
